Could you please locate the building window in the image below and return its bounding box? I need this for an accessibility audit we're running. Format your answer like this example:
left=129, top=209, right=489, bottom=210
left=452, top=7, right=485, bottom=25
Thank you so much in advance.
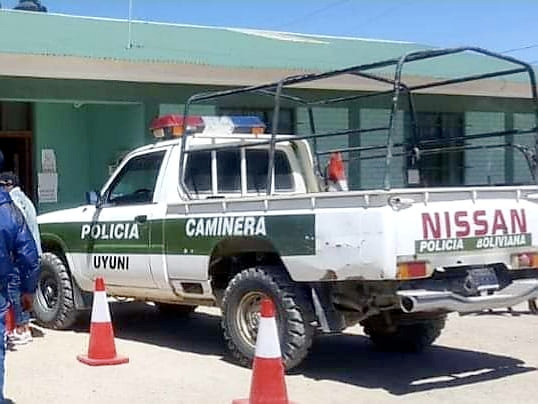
left=406, top=112, right=464, bottom=187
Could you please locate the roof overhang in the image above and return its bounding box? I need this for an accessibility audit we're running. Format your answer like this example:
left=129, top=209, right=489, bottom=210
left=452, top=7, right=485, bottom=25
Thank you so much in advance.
left=0, top=52, right=533, bottom=99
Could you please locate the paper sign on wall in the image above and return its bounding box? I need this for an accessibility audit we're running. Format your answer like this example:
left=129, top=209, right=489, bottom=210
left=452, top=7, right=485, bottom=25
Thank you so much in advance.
left=41, top=149, right=57, bottom=172
left=38, top=172, right=58, bottom=203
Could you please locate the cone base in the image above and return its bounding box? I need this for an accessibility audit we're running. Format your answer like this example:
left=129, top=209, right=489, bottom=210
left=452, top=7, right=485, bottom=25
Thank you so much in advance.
left=232, top=400, right=296, bottom=404
left=77, top=354, right=129, bottom=366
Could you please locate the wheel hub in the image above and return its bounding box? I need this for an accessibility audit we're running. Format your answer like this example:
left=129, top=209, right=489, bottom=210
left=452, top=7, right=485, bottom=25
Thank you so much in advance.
left=236, top=292, right=267, bottom=348
left=38, top=275, right=59, bottom=310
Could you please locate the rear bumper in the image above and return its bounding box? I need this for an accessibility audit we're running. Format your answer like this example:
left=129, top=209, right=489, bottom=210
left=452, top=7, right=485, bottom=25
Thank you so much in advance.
left=397, top=270, right=538, bottom=313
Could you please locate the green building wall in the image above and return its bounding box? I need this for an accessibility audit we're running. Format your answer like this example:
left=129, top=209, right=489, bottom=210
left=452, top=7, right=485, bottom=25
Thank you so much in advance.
left=85, top=104, right=146, bottom=190
left=34, top=103, right=90, bottom=212
left=34, top=102, right=147, bottom=212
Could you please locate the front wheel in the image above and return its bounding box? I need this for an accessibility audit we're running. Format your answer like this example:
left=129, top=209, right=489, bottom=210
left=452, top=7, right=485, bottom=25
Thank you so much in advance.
left=221, top=267, right=314, bottom=370
left=33, top=252, right=79, bottom=329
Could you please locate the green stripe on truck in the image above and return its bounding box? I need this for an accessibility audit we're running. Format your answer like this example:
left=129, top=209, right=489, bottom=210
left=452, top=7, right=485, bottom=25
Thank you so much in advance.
left=39, top=214, right=315, bottom=257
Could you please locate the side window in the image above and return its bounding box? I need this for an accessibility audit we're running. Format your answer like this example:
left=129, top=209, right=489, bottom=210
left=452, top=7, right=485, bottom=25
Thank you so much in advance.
left=217, top=150, right=241, bottom=193
left=246, top=149, right=294, bottom=192
left=184, top=151, right=212, bottom=194
left=106, top=151, right=165, bottom=206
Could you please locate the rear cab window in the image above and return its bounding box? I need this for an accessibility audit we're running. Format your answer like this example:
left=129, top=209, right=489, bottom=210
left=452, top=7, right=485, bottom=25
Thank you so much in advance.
left=246, top=149, right=293, bottom=193
left=182, top=146, right=299, bottom=198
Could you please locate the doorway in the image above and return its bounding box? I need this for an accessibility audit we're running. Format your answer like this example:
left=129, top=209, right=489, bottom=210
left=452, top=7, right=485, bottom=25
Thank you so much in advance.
left=0, top=133, right=33, bottom=195
left=0, top=102, right=33, bottom=198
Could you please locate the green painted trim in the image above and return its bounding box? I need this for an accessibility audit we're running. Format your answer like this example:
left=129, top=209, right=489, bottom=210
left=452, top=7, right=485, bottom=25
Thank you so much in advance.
left=40, top=232, right=69, bottom=253
left=39, top=214, right=316, bottom=257
left=415, top=233, right=531, bottom=254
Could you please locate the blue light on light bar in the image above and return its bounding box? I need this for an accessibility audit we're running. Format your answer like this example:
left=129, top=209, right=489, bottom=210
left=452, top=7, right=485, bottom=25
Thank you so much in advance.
left=229, top=116, right=266, bottom=134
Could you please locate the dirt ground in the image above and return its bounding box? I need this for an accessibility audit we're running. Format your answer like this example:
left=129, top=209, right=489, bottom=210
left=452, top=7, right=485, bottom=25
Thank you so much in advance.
left=5, top=302, right=538, bottom=404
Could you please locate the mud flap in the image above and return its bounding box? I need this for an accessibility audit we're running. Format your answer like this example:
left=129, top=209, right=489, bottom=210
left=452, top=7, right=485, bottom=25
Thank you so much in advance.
left=72, top=278, right=92, bottom=310
left=311, top=285, right=345, bottom=333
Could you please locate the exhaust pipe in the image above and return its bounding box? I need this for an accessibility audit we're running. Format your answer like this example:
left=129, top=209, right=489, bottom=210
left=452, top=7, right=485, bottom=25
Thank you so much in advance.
left=398, top=279, right=538, bottom=314
left=400, top=296, right=416, bottom=313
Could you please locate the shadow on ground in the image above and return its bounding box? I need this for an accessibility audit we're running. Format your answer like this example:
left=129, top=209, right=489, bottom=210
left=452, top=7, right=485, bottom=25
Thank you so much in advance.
left=461, top=307, right=537, bottom=317
left=297, top=334, right=535, bottom=395
left=72, top=301, right=225, bottom=357
left=72, top=301, right=536, bottom=396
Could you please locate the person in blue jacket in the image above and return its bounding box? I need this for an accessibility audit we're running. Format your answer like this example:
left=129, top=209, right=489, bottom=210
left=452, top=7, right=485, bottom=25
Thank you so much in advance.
left=0, top=172, right=41, bottom=345
left=0, top=188, right=39, bottom=401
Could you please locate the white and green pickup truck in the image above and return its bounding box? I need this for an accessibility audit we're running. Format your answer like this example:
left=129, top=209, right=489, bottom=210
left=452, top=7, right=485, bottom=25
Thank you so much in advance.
left=35, top=48, right=538, bottom=369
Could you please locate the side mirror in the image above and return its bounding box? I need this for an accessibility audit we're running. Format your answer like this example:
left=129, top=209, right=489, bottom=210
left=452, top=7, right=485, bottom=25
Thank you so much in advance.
left=85, top=191, right=100, bottom=206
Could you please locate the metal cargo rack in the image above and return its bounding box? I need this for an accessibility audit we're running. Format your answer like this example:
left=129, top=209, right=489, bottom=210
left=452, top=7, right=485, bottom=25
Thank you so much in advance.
left=179, top=47, right=538, bottom=198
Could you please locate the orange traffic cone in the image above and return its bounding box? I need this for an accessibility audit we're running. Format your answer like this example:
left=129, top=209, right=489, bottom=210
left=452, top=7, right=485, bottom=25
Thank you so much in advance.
left=77, top=277, right=129, bottom=366
left=233, top=298, right=296, bottom=404
left=327, top=152, right=348, bottom=191
left=5, top=305, right=15, bottom=334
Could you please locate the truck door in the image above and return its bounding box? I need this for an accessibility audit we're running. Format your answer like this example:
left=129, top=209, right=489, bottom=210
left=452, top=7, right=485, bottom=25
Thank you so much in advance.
left=85, top=150, right=166, bottom=288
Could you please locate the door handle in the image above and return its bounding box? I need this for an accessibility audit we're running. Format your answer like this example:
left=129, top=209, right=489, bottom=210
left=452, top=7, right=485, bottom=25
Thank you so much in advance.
left=134, top=215, right=147, bottom=223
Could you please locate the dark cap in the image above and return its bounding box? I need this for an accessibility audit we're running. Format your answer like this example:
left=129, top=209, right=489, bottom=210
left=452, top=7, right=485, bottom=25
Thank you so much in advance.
left=0, top=172, right=20, bottom=187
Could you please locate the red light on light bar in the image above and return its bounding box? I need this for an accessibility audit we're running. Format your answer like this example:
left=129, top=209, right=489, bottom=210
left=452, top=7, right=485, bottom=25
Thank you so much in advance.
left=150, top=115, right=204, bottom=138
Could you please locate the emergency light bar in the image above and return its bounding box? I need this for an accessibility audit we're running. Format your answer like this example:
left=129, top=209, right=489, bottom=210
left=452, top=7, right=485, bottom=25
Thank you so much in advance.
left=149, top=114, right=266, bottom=139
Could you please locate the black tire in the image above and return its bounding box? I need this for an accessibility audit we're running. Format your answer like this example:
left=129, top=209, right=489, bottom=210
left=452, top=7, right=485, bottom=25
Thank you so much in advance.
left=221, top=266, right=314, bottom=370
left=33, top=252, right=79, bottom=329
left=363, top=313, right=446, bottom=352
left=156, top=303, right=197, bottom=317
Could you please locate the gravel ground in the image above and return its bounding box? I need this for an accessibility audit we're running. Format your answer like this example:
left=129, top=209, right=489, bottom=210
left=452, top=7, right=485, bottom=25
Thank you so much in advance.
left=5, top=302, right=538, bottom=404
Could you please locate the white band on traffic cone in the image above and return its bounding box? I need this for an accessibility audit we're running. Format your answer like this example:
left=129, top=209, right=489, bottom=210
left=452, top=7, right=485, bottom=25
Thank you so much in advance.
left=329, top=179, right=348, bottom=192
left=338, top=179, right=348, bottom=191
left=255, top=316, right=281, bottom=359
left=90, top=290, right=112, bottom=323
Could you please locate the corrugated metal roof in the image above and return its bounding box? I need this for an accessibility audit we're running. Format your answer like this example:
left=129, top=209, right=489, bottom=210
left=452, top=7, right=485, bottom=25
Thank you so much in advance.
left=0, top=9, right=527, bottom=82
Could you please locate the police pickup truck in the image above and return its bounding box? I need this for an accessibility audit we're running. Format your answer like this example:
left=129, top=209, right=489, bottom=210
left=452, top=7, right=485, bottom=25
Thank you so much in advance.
left=35, top=47, right=538, bottom=369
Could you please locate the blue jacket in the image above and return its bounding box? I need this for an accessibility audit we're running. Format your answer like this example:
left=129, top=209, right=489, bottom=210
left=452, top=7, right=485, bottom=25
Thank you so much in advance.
left=0, top=191, right=39, bottom=301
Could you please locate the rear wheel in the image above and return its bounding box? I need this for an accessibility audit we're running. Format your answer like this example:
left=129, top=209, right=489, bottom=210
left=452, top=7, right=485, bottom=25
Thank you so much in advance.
left=33, top=252, right=79, bottom=329
left=363, top=312, right=446, bottom=352
left=220, top=266, right=314, bottom=369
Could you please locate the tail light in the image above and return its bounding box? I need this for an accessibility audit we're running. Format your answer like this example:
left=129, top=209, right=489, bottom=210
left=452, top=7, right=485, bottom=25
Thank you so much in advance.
left=511, top=252, right=538, bottom=269
left=397, top=261, right=432, bottom=280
